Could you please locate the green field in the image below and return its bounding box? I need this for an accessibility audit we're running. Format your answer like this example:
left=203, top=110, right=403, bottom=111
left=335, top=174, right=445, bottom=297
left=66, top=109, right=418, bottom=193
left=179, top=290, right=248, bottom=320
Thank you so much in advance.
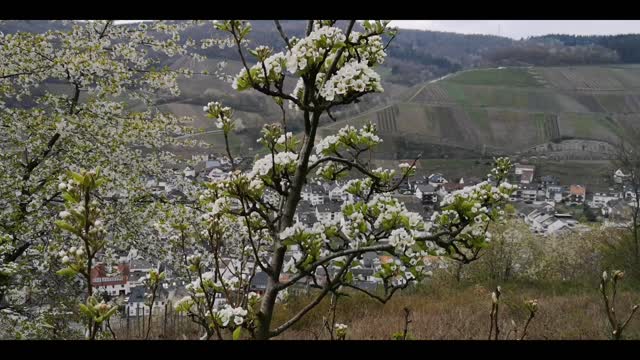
left=318, top=65, right=640, bottom=159
left=446, top=68, right=543, bottom=88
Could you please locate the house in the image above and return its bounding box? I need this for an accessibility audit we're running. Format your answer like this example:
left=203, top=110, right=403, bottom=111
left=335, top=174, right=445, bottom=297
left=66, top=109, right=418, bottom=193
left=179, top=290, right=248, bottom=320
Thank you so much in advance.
left=130, top=258, right=155, bottom=274
left=614, top=169, right=631, bottom=184
left=394, top=175, right=412, bottom=194
left=603, top=199, right=634, bottom=221
left=517, top=184, right=539, bottom=203
left=351, top=267, right=376, bottom=282
left=127, top=272, right=148, bottom=288
left=623, top=185, right=638, bottom=202
left=91, top=263, right=131, bottom=297
left=249, top=272, right=269, bottom=295
left=525, top=209, right=580, bottom=236
left=540, top=175, right=559, bottom=187
left=302, top=184, right=326, bottom=206
left=514, top=163, right=535, bottom=175
left=519, top=169, right=535, bottom=184
left=568, top=185, right=586, bottom=205
left=206, top=168, right=228, bottom=182
left=464, top=177, right=483, bottom=186
left=295, top=211, right=318, bottom=226
left=427, top=173, right=448, bottom=187
left=590, top=192, right=621, bottom=208
left=126, top=286, right=170, bottom=317
left=315, top=202, right=344, bottom=223
left=415, top=184, right=438, bottom=204
left=546, top=185, right=565, bottom=203
left=441, top=182, right=464, bottom=195
left=325, top=182, right=349, bottom=202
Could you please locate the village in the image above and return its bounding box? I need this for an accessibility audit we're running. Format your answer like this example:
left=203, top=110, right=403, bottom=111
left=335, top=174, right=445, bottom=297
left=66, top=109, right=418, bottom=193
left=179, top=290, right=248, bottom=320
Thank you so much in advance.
left=90, top=154, right=639, bottom=320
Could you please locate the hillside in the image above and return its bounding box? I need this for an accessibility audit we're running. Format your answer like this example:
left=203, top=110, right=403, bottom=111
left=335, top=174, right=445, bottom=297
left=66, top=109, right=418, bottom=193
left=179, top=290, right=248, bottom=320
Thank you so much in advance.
left=318, top=65, right=640, bottom=160
left=3, top=21, right=640, bottom=158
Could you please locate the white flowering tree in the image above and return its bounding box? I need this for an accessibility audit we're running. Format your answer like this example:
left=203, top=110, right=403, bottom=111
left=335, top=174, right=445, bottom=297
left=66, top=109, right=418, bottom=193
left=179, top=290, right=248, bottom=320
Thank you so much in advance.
left=0, top=20, right=229, bottom=337
left=164, top=20, right=515, bottom=340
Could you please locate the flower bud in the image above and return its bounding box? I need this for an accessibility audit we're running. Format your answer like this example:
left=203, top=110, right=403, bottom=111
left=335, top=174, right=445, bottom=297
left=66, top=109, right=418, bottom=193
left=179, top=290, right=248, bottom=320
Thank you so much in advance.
left=613, top=270, right=624, bottom=281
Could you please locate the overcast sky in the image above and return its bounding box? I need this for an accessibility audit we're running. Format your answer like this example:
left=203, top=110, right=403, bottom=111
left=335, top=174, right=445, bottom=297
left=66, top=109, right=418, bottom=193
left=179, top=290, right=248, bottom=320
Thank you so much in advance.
left=389, top=20, right=640, bottom=39
left=111, top=20, right=640, bottom=40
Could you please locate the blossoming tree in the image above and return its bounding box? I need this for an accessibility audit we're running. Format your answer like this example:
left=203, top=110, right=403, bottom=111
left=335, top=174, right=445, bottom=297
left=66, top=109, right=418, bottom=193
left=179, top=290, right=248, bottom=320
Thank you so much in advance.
left=166, top=20, right=515, bottom=340
left=0, top=20, right=228, bottom=337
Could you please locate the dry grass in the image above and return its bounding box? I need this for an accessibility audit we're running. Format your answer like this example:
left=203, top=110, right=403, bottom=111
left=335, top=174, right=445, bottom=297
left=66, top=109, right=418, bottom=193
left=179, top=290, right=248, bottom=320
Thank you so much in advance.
left=273, top=281, right=640, bottom=340
left=110, top=279, right=640, bottom=340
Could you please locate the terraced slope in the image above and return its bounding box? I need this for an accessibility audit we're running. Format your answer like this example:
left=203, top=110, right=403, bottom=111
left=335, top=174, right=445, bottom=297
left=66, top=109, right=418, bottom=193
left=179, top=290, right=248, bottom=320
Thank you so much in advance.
left=319, top=65, right=640, bottom=159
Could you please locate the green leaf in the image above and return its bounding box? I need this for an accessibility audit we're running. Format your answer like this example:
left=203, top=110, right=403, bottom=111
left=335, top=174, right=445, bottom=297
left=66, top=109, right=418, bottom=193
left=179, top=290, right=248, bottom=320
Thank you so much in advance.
left=55, top=220, right=77, bottom=234
left=56, top=267, right=77, bottom=277
left=78, top=304, right=94, bottom=317
left=233, top=326, right=243, bottom=340
left=62, top=192, right=76, bottom=203
left=70, top=172, right=84, bottom=184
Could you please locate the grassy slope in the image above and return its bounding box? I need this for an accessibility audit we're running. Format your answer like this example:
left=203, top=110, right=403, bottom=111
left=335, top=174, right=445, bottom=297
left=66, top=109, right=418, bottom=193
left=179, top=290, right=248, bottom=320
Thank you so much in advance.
left=317, top=65, right=640, bottom=157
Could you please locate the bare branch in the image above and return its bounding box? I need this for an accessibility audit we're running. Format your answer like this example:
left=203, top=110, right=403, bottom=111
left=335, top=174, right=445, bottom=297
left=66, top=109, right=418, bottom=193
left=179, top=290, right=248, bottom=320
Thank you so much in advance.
left=274, top=20, right=291, bottom=50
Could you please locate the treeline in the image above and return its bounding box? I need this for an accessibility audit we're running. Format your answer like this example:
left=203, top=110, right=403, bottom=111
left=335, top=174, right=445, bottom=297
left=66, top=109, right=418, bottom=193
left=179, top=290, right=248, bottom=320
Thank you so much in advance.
left=485, top=40, right=620, bottom=67
left=3, top=21, right=640, bottom=88
left=533, top=34, right=640, bottom=63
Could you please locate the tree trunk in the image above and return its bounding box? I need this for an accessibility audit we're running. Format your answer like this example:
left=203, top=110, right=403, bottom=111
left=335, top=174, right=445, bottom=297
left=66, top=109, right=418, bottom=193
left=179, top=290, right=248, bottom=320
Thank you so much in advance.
left=255, top=111, right=321, bottom=340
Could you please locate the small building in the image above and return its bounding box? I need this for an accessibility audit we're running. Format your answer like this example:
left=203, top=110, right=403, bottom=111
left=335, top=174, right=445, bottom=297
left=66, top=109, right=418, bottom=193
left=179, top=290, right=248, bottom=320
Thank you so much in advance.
left=249, top=272, right=269, bottom=295
left=525, top=209, right=580, bottom=236
left=614, top=169, right=631, bottom=184
left=325, top=182, right=348, bottom=202
left=546, top=185, right=565, bottom=203
left=540, top=175, right=559, bottom=187
left=126, top=286, right=170, bottom=317
left=568, top=185, right=586, bottom=205
left=514, top=163, right=535, bottom=175
left=415, top=184, right=438, bottom=204
left=91, top=263, right=131, bottom=297
left=315, top=202, right=343, bottom=223
left=295, top=211, right=318, bottom=226
left=519, top=169, right=534, bottom=184
left=207, top=168, right=228, bottom=182
left=441, top=182, right=464, bottom=195
left=302, top=184, right=326, bottom=206
left=130, top=258, right=155, bottom=274
left=623, top=185, right=638, bottom=202
left=427, top=173, right=448, bottom=187
left=517, top=184, right=539, bottom=203
left=591, top=192, right=621, bottom=208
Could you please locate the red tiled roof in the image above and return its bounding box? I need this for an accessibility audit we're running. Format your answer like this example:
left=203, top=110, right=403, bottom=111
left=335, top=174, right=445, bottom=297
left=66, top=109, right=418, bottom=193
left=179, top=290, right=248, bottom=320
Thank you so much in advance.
left=443, top=183, right=464, bottom=191
left=570, top=185, right=586, bottom=196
